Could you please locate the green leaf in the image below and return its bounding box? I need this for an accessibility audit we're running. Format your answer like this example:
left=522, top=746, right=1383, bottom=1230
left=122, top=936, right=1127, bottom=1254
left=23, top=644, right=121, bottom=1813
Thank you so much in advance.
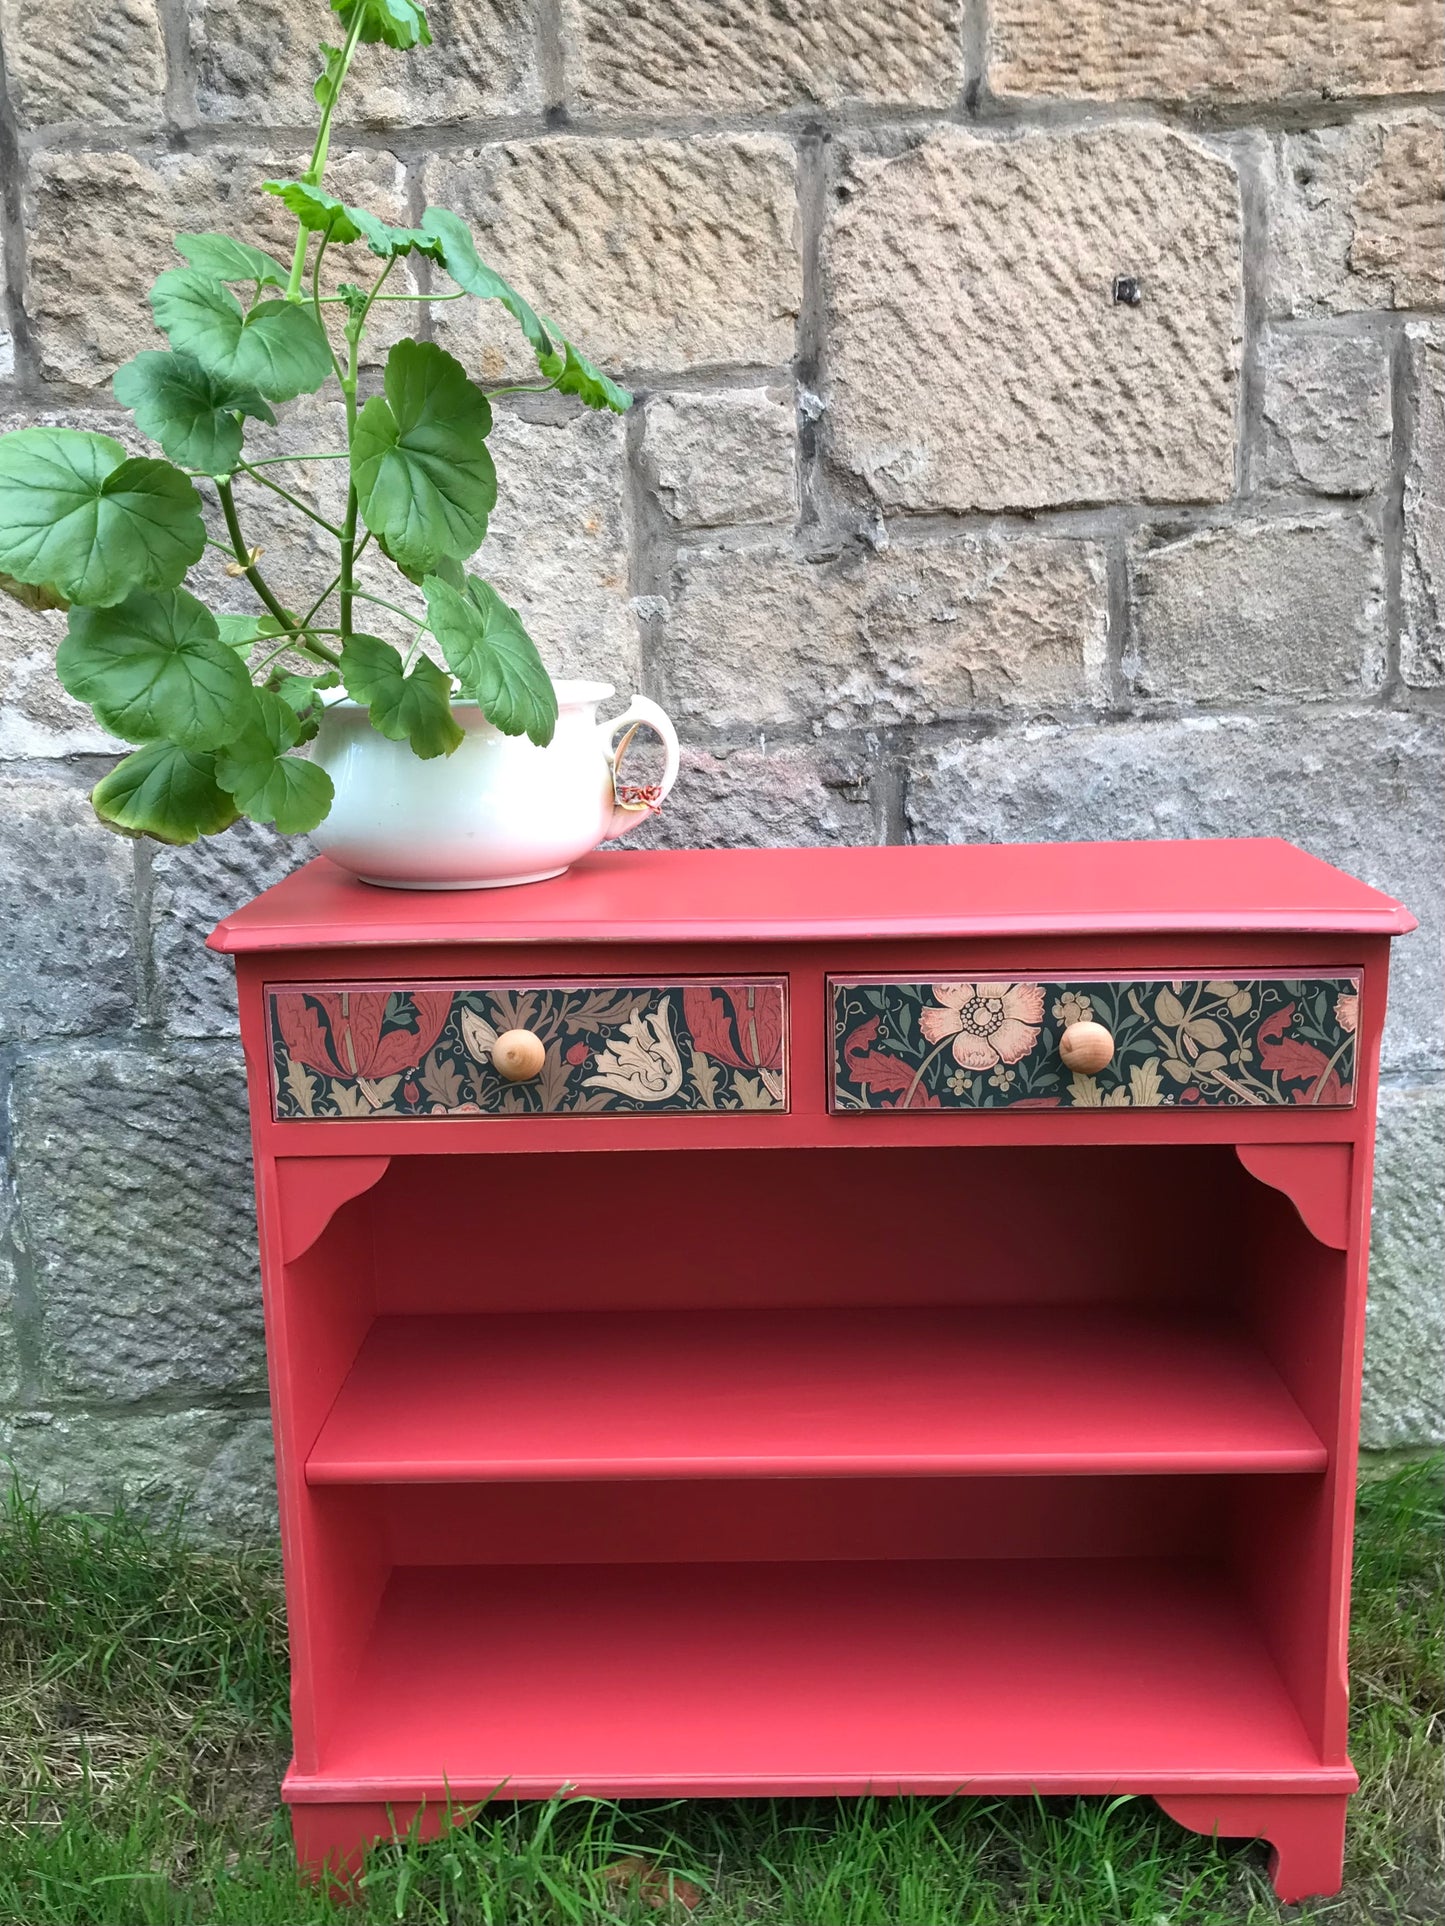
left=352, top=339, right=496, bottom=575
left=422, top=573, right=556, bottom=747
left=173, top=233, right=289, bottom=288
left=331, top=0, right=431, bottom=50
left=92, top=742, right=241, bottom=844
left=339, top=632, right=463, bottom=759
left=536, top=333, right=633, bottom=414
left=0, top=428, right=206, bottom=608
left=264, top=180, right=442, bottom=261
left=113, top=350, right=276, bottom=475
left=273, top=668, right=341, bottom=743
left=215, top=689, right=335, bottom=833
left=214, top=613, right=285, bottom=651
left=313, top=40, right=346, bottom=109
left=59, top=588, right=259, bottom=748
left=150, top=271, right=334, bottom=403
left=420, top=208, right=554, bottom=359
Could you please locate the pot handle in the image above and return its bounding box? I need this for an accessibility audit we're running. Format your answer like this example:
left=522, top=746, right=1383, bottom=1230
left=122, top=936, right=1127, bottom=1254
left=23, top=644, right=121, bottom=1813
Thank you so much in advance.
left=599, top=695, right=681, bottom=842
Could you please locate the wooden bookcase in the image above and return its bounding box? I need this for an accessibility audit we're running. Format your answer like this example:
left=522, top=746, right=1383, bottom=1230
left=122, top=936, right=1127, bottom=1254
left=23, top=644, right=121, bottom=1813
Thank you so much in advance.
left=210, top=838, right=1414, bottom=1902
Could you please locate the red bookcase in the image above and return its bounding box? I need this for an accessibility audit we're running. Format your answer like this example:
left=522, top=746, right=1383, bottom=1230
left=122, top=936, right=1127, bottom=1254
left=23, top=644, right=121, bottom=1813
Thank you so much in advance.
left=209, top=838, right=1414, bottom=1902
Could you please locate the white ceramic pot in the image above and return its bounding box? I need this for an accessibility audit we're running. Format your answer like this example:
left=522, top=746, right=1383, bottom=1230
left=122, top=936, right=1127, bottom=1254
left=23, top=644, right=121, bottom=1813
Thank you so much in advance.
left=307, top=682, right=681, bottom=890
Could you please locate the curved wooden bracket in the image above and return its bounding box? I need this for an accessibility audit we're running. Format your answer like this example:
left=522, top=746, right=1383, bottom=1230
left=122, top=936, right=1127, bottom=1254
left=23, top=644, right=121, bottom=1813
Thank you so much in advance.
left=1234, top=1143, right=1352, bottom=1250
left=1156, top=1792, right=1348, bottom=1903
left=277, top=1157, right=392, bottom=1264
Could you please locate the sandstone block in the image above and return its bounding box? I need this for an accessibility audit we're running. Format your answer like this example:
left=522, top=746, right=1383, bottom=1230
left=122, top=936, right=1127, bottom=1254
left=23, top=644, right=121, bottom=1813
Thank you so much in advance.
left=0, top=1408, right=276, bottom=1535
left=1259, top=331, right=1392, bottom=496
left=482, top=409, right=639, bottom=686
left=428, top=137, right=801, bottom=379
left=989, top=0, right=1444, bottom=104
left=26, top=147, right=417, bottom=389
left=565, top=0, right=963, bottom=114
left=656, top=537, right=1108, bottom=730
left=0, top=772, right=135, bottom=1041
left=1268, top=112, right=1444, bottom=316
left=1129, top=515, right=1384, bottom=702
left=0, top=243, right=13, bottom=381
left=151, top=822, right=303, bottom=1039
left=907, top=711, right=1443, bottom=1076
left=12, top=1045, right=264, bottom=1399
left=0, top=0, right=165, bottom=129
left=0, top=1232, right=18, bottom=1404
left=635, top=744, right=879, bottom=849
left=1362, top=1085, right=1445, bottom=1447
left=643, top=390, right=798, bottom=529
left=825, top=126, right=1242, bottom=512
left=190, top=0, right=541, bottom=125
left=1404, top=326, right=1445, bottom=684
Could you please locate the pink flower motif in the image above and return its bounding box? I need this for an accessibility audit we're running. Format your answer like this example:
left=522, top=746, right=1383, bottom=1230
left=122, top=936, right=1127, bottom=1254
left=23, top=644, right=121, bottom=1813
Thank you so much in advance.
left=919, top=981, right=1044, bottom=1072
left=1335, top=992, right=1358, bottom=1035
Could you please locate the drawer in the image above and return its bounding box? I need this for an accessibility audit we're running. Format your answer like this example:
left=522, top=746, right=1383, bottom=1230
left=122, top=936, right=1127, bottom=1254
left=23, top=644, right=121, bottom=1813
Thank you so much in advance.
left=268, top=979, right=787, bottom=1119
left=829, top=975, right=1360, bottom=1111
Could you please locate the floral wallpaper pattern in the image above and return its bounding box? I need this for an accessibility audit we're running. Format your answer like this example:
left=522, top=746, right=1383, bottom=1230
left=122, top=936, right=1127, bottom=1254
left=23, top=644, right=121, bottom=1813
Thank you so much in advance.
left=269, top=980, right=787, bottom=1118
left=830, top=977, right=1361, bottom=1111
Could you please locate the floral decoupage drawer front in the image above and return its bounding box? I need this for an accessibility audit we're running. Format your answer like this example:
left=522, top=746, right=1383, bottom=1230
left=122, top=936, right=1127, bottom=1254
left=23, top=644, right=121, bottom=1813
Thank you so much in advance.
left=268, top=979, right=787, bottom=1119
left=829, top=976, right=1361, bottom=1111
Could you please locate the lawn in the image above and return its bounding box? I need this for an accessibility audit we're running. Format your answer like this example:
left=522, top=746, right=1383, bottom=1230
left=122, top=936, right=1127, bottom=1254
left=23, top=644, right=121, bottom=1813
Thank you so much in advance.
left=0, top=1459, right=1438, bottom=1926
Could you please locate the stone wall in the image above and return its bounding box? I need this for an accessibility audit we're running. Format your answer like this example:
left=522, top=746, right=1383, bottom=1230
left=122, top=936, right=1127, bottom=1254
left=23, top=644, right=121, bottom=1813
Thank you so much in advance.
left=0, top=2, right=1441, bottom=1529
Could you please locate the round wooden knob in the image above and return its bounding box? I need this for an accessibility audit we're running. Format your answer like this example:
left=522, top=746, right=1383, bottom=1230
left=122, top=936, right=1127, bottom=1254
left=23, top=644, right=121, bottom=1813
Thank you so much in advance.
left=491, top=1028, right=546, bottom=1082
left=1059, top=1020, right=1115, bottom=1074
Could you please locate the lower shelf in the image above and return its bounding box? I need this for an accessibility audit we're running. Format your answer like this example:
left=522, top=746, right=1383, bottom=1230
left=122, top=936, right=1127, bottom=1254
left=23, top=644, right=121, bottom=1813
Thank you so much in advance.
left=289, top=1557, right=1349, bottom=1803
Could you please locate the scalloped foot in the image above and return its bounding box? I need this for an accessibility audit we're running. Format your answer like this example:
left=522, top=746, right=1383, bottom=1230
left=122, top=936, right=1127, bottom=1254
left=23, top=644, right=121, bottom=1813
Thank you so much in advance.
left=1156, top=1793, right=1348, bottom=1902
left=292, top=1800, right=455, bottom=1895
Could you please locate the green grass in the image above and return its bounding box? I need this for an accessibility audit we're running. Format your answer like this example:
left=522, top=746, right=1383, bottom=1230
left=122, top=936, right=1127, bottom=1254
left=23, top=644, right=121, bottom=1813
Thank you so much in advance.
left=0, top=1460, right=1438, bottom=1925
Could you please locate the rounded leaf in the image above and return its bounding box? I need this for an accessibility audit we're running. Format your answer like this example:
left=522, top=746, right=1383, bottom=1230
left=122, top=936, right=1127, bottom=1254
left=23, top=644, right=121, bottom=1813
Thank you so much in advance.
left=114, top=350, right=276, bottom=475
left=352, top=339, right=496, bottom=575
left=422, top=573, right=557, bottom=746
left=174, top=233, right=289, bottom=287
left=332, top=0, right=431, bottom=49
left=216, top=690, right=335, bottom=833
left=150, top=270, right=333, bottom=403
left=92, top=742, right=241, bottom=844
left=59, top=587, right=258, bottom=748
left=0, top=428, right=205, bottom=607
left=339, top=632, right=463, bottom=759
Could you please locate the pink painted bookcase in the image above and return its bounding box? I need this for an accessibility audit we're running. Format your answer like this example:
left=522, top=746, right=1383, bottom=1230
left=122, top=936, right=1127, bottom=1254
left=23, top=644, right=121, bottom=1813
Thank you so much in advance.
left=209, top=838, right=1414, bottom=1901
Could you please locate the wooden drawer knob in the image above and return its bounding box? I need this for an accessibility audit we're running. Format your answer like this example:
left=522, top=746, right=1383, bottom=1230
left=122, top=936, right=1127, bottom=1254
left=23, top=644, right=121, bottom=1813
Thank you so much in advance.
left=1059, top=1020, right=1115, bottom=1074
left=491, top=1029, right=546, bottom=1082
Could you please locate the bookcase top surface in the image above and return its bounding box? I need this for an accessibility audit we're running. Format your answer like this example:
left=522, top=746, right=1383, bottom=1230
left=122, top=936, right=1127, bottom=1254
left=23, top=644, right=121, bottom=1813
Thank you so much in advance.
left=208, top=838, right=1415, bottom=954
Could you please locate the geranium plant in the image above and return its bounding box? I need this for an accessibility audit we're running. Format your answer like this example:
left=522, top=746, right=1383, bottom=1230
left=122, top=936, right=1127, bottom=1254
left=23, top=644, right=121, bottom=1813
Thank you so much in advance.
left=0, top=0, right=629, bottom=845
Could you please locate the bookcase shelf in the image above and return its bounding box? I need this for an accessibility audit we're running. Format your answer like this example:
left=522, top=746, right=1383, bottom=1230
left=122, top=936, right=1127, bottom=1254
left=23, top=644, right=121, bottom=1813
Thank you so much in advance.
left=211, top=840, right=1412, bottom=1903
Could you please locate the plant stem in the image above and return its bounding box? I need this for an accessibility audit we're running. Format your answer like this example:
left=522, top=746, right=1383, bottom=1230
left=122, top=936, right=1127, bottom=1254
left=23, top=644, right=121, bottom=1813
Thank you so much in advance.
left=236, top=462, right=343, bottom=537
left=338, top=258, right=396, bottom=642
left=484, top=379, right=562, bottom=399
left=311, top=235, right=347, bottom=386
left=242, top=452, right=351, bottom=468
left=283, top=7, right=367, bottom=302
left=215, top=478, right=342, bottom=667
left=350, top=588, right=426, bottom=627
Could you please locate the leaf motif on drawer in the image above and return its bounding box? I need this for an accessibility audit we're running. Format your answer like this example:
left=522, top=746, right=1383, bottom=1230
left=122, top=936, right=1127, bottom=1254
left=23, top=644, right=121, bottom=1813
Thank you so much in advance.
left=459, top=1006, right=499, bottom=1065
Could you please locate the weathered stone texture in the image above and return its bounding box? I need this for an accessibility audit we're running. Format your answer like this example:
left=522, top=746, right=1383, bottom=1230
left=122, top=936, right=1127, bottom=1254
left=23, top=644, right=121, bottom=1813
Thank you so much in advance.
left=566, top=0, right=963, bottom=113
left=1259, top=332, right=1393, bottom=496
left=151, top=823, right=302, bottom=1039
left=1268, top=112, right=1445, bottom=316
left=0, top=1229, right=19, bottom=1405
left=1362, top=1086, right=1445, bottom=1448
left=0, top=1409, right=276, bottom=1535
left=26, top=147, right=417, bottom=389
left=428, top=137, right=801, bottom=378
left=1129, top=516, right=1385, bottom=702
left=907, top=711, right=1444, bottom=1077
left=0, top=0, right=165, bottom=128
left=0, top=773, right=135, bottom=1042
left=0, top=243, right=13, bottom=382
left=643, top=390, right=798, bottom=528
left=190, top=0, right=541, bottom=125
left=989, top=0, right=1445, bottom=103
left=637, top=744, right=879, bottom=849
left=656, top=537, right=1108, bottom=730
left=483, top=410, right=638, bottom=686
left=12, top=1047, right=263, bottom=1399
left=1404, top=327, right=1445, bottom=684
left=826, top=127, right=1242, bottom=513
